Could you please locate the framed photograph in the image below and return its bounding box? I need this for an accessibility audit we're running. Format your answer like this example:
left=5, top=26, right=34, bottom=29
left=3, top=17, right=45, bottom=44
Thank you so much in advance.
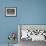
left=18, top=24, right=46, bottom=42
left=5, top=7, right=16, bottom=16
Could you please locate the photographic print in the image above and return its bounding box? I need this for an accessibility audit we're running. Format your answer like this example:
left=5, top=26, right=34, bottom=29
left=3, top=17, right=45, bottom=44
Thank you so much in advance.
left=18, top=24, right=46, bottom=46
left=5, top=7, right=16, bottom=16
left=18, top=24, right=46, bottom=41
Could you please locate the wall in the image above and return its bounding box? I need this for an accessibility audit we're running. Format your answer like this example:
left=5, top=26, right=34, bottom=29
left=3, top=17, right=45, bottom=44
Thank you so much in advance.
left=20, top=0, right=46, bottom=24
left=0, top=0, right=46, bottom=44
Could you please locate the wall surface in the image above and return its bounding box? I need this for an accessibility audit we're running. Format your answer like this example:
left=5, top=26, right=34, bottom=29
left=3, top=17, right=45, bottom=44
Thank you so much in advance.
left=0, top=0, right=46, bottom=44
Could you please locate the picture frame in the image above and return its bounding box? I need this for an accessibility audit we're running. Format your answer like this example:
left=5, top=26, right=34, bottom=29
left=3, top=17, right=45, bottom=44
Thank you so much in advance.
left=18, top=24, right=46, bottom=42
left=5, top=7, right=16, bottom=16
